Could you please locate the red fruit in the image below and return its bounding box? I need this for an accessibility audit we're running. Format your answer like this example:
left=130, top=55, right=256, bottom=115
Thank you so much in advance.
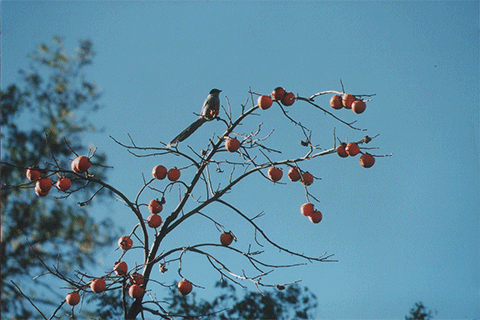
left=336, top=143, right=349, bottom=158
left=271, top=87, right=286, bottom=101
left=71, top=156, right=90, bottom=173
left=281, top=92, right=295, bottom=106
left=90, top=278, right=106, bottom=293
left=130, top=273, right=144, bottom=285
left=287, top=167, right=301, bottom=182
left=36, top=178, right=52, bottom=193
left=300, top=203, right=315, bottom=217
left=352, top=100, right=366, bottom=114
left=360, top=153, right=375, bottom=168
left=309, top=210, right=323, bottom=223
left=220, top=232, right=234, bottom=246
left=66, top=291, right=81, bottom=306
left=225, top=137, right=241, bottom=152
left=147, top=214, right=162, bottom=228
left=35, top=185, right=49, bottom=197
left=330, top=95, right=343, bottom=110
left=114, top=261, right=128, bottom=276
left=56, top=177, right=71, bottom=191
left=257, top=95, right=273, bottom=110
left=152, top=165, right=167, bottom=180
left=268, top=166, right=283, bottom=182
left=301, top=172, right=313, bottom=186
left=26, top=166, right=41, bottom=181
left=148, top=199, right=163, bottom=214
left=167, top=167, right=181, bottom=181
left=345, top=142, right=360, bottom=157
left=128, top=284, right=144, bottom=299
left=118, top=236, right=133, bottom=251
left=342, top=94, right=355, bottom=109
left=177, top=279, right=193, bottom=295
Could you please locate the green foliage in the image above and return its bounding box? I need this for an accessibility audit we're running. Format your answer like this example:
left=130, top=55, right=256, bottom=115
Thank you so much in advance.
left=1, top=37, right=115, bottom=318
left=405, top=302, right=435, bottom=320
left=84, top=289, right=125, bottom=319
left=163, top=281, right=318, bottom=320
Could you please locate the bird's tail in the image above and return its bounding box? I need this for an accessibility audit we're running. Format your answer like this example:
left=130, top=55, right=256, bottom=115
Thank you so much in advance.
left=167, top=117, right=207, bottom=147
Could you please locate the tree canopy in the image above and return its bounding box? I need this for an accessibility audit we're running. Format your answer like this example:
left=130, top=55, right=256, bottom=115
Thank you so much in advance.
left=1, top=37, right=115, bottom=319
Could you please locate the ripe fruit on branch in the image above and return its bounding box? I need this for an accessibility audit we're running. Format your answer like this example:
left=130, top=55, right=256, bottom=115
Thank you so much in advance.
left=118, top=236, right=133, bottom=251
left=268, top=166, right=283, bottom=182
left=167, top=167, right=181, bottom=181
left=36, top=178, right=52, bottom=193
left=287, top=167, right=301, bottom=182
left=130, top=273, right=144, bottom=285
left=26, top=166, right=41, bottom=181
left=128, top=284, right=144, bottom=299
left=301, top=172, right=313, bottom=186
left=352, top=100, right=366, bottom=114
left=300, top=202, right=315, bottom=217
left=56, top=177, right=71, bottom=191
left=345, top=142, right=360, bottom=157
left=71, top=156, right=90, bottom=173
left=90, top=278, right=106, bottom=293
left=271, top=87, right=286, bottom=101
left=330, top=95, right=343, bottom=110
left=66, top=291, right=81, bottom=306
left=225, top=137, right=241, bottom=152
left=220, top=232, right=234, bottom=246
left=114, top=261, right=128, bottom=276
left=336, top=143, right=349, bottom=158
left=257, top=95, right=273, bottom=110
left=281, top=92, right=295, bottom=106
left=147, top=214, right=162, bottom=228
left=309, top=210, right=323, bottom=223
left=342, top=94, right=355, bottom=109
left=178, top=279, right=193, bottom=295
left=360, top=153, right=375, bottom=168
left=148, top=199, right=163, bottom=214
left=152, top=165, right=167, bottom=180
left=35, top=185, right=49, bottom=197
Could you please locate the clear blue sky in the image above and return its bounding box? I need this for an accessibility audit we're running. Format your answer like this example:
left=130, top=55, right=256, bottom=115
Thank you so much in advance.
left=2, top=1, right=479, bottom=319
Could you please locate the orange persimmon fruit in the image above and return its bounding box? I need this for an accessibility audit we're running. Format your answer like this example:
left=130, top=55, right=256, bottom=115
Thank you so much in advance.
left=257, top=95, right=273, bottom=110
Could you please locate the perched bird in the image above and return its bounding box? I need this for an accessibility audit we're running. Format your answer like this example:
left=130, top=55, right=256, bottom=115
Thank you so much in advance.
left=167, top=89, right=222, bottom=147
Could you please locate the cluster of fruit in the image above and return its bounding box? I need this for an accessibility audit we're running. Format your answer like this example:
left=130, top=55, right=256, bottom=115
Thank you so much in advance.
left=330, top=93, right=366, bottom=114
left=152, top=164, right=181, bottom=181
left=61, top=163, right=189, bottom=306
left=145, top=164, right=182, bottom=229
left=265, top=166, right=315, bottom=186
left=256, top=87, right=296, bottom=110
left=26, top=155, right=91, bottom=197
left=65, top=232, right=194, bottom=306
left=65, top=258, right=146, bottom=306
left=336, top=140, right=375, bottom=168
left=265, top=166, right=321, bottom=224
left=300, top=202, right=323, bottom=224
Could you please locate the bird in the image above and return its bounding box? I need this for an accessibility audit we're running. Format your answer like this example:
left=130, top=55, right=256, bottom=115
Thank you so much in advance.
left=167, top=89, right=222, bottom=147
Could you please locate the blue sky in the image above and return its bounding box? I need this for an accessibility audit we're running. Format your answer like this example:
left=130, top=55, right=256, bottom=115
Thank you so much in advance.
left=2, top=1, right=479, bottom=319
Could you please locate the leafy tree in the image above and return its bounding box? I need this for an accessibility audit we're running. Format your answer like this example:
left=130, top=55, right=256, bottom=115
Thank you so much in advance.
left=165, top=281, right=318, bottom=320
left=1, top=37, right=115, bottom=319
left=405, top=301, right=436, bottom=320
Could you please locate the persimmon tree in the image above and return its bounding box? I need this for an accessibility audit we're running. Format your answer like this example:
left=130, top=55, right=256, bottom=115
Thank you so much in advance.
left=4, top=72, right=390, bottom=318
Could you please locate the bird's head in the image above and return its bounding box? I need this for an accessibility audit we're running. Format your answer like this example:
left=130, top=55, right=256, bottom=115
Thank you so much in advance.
left=210, top=89, right=222, bottom=95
